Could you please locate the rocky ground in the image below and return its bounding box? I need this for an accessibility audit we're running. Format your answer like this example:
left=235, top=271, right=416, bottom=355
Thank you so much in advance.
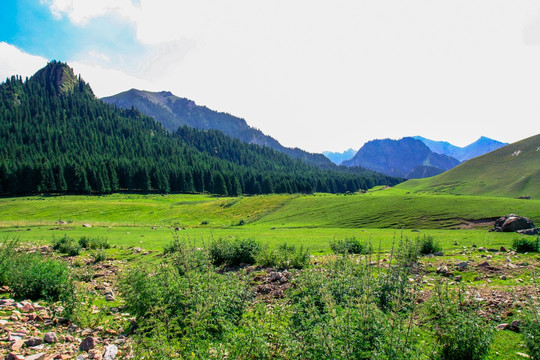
left=1, top=243, right=538, bottom=359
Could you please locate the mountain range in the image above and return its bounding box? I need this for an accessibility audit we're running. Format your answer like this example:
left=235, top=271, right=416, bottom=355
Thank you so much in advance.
left=0, top=62, right=400, bottom=196
left=322, top=149, right=357, bottom=165
left=341, top=137, right=461, bottom=179
left=399, top=134, right=540, bottom=198
left=412, top=136, right=507, bottom=162
left=102, top=89, right=333, bottom=169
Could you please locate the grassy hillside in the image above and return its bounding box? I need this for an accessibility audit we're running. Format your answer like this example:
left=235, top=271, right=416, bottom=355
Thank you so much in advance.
left=398, top=134, right=540, bottom=198
left=2, top=191, right=538, bottom=230
left=256, top=188, right=540, bottom=229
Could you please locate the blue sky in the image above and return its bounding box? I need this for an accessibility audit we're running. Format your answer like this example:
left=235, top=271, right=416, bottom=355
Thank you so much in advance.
left=0, top=0, right=143, bottom=66
left=1, top=0, right=540, bottom=152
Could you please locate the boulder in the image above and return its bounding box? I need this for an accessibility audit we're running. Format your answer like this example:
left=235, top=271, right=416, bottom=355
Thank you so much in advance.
left=493, top=214, right=535, bottom=232
left=517, top=228, right=539, bottom=236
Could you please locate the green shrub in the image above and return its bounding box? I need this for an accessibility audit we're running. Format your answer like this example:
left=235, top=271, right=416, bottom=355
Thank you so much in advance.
left=53, top=235, right=81, bottom=256
left=522, top=305, right=540, bottom=360
left=512, top=237, right=539, bottom=253
left=330, top=237, right=369, bottom=255
left=78, top=236, right=110, bottom=250
left=256, top=243, right=310, bottom=269
left=288, top=257, right=421, bottom=359
left=417, top=235, right=442, bottom=255
left=0, top=238, right=18, bottom=285
left=209, top=238, right=261, bottom=266
left=92, top=250, right=107, bottom=263
left=120, top=261, right=251, bottom=358
left=163, top=238, right=211, bottom=275
left=6, top=252, right=75, bottom=302
left=426, top=286, right=493, bottom=360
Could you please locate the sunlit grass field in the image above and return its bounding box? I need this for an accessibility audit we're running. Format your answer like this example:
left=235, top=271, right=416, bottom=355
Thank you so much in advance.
left=1, top=189, right=537, bottom=252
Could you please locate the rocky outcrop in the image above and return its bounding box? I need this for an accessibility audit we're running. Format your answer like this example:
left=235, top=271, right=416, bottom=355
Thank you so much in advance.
left=489, top=214, right=535, bottom=233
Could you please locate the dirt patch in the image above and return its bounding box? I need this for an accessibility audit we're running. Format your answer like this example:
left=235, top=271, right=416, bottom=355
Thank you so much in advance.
left=458, top=218, right=498, bottom=229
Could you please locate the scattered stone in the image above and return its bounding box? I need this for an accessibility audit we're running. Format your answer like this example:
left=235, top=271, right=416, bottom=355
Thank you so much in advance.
left=0, top=298, right=15, bottom=306
left=500, top=275, right=507, bottom=280
left=456, top=261, right=469, bottom=269
left=44, top=331, right=58, bottom=343
left=21, top=302, right=34, bottom=313
left=436, top=266, right=450, bottom=275
left=5, top=354, right=25, bottom=360
left=434, top=251, right=444, bottom=256
left=103, top=344, right=119, bottom=360
left=83, top=223, right=92, bottom=228
left=454, top=275, right=462, bottom=282
left=511, top=320, right=520, bottom=331
left=80, top=336, right=98, bottom=351
left=10, top=339, right=24, bottom=351
left=478, top=261, right=490, bottom=267
left=25, top=336, right=43, bottom=347
left=500, top=246, right=507, bottom=252
left=25, top=354, right=46, bottom=360
left=497, top=323, right=509, bottom=330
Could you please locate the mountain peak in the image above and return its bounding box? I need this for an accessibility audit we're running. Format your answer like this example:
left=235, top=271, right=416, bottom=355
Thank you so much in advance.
left=30, top=61, right=94, bottom=97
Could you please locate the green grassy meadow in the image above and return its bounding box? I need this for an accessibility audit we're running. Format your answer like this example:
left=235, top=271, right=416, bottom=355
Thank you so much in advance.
left=1, top=190, right=538, bottom=359
left=1, top=189, right=538, bottom=252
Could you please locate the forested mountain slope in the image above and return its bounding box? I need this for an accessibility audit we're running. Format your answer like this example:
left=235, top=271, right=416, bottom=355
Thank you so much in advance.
left=0, top=62, right=401, bottom=196
left=102, top=89, right=333, bottom=168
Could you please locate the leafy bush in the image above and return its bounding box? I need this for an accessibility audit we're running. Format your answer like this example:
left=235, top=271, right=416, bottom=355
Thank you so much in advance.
left=330, top=237, right=369, bottom=255
left=288, top=256, right=421, bottom=358
left=522, top=305, right=540, bottom=360
left=78, top=236, right=110, bottom=250
left=417, top=235, right=442, bottom=255
left=92, top=250, right=107, bottom=263
left=52, top=235, right=81, bottom=256
left=163, top=238, right=211, bottom=275
left=256, top=243, right=310, bottom=269
left=120, top=260, right=251, bottom=358
left=6, top=252, right=75, bottom=303
left=209, top=238, right=261, bottom=266
left=0, top=238, right=18, bottom=285
left=512, top=237, right=539, bottom=253
left=426, top=286, right=493, bottom=360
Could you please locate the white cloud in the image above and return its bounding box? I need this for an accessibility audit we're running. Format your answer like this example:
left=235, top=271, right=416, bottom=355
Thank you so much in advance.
left=42, top=0, right=138, bottom=25
left=14, top=1, right=540, bottom=151
left=0, top=42, right=48, bottom=81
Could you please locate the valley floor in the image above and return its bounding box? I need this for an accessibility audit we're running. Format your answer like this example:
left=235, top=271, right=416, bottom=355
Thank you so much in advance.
left=0, top=191, right=539, bottom=359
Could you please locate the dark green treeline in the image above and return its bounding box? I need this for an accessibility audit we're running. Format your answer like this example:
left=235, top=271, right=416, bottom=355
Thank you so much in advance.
left=0, top=62, right=401, bottom=196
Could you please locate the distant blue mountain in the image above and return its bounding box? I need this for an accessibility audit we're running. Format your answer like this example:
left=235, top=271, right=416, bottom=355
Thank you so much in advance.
left=412, top=136, right=507, bottom=162
left=341, top=137, right=460, bottom=179
left=323, top=148, right=357, bottom=165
